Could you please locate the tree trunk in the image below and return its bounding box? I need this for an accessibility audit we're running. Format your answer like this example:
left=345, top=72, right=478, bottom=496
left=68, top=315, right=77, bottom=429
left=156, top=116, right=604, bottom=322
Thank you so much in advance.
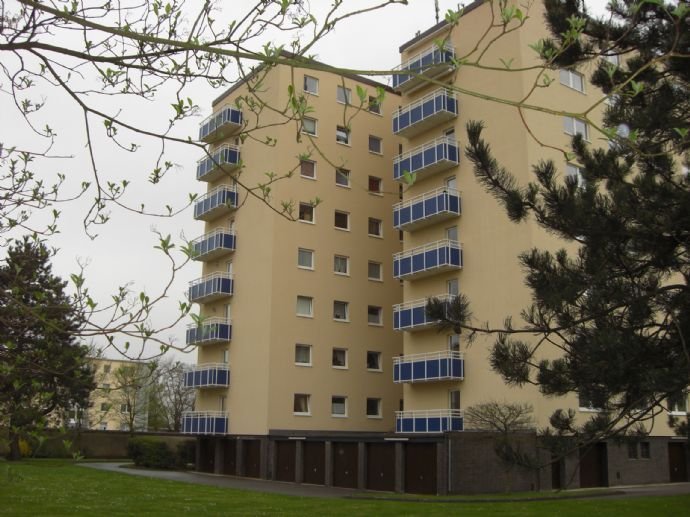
left=7, top=429, right=22, bottom=461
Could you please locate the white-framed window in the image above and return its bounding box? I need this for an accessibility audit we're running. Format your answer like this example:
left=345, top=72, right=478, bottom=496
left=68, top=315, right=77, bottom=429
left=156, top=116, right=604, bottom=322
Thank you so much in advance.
left=331, top=395, right=348, bottom=417
left=367, top=261, right=382, bottom=281
left=367, top=305, right=382, bottom=326
left=302, top=117, right=317, bottom=136
left=368, top=217, right=383, bottom=237
left=303, top=75, right=318, bottom=94
left=446, top=225, right=458, bottom=241
left=219, top=395, right=226, bottom=412
left=222, top=349, right=229, bottom=363
left=566, top=163, right=584, bottom=187
left=668, top=392, right=688, bottom=414
left=298, top=202, right=315, bottom=223
left=563, top=116, right=589, bottom=139
left=334, top=255, right=349, bottom=275
left=333, top=300, right=349, bottom=321
left=449, top=389, right=461, bottom=410
left=295, top=344, right=312, bottom=366
left=368, top=96, right=381, bottom=114
left=578, top=393, right=603, bottom=412
left=100, top=423, right=107, bottom=430
left=300, top=159, right=316, bottom=179
left=559, top=69, right=585, bottom=92
left=296, top=295, right=313, bottom=317
left=120, top=403, right=130, bottom=414
left=101, top=383, right=110, bottom=390
left=294, top=393, right=311, bottom=415
left=335, top=168, right=351, bottom=187
left=602, top=54, right=620, bottom=67
left=448, top=334, right=460, bottom=352
left=368, top=176, right=382, bottom=194
left=336, top=125, right=350, bottom=145
left=336, top=85, right=351, bottom=104
left=103, top=364, right=111, bottom=374
left=369, top=135, right=382, bottom=154
left=100, top=403, right=108, bottom=412
left=447, top=278, right=459, bottom=296
left=297, top=248, right=314, bottom=270
left=332, top=347, right=348, bottom=368
left=366, top=351, right=382, bottom=371
left=334, top=210, right=350, bottom=230
left=366, top=398, right=382, bottom=418
left=445, top=175, right=457, bottom=190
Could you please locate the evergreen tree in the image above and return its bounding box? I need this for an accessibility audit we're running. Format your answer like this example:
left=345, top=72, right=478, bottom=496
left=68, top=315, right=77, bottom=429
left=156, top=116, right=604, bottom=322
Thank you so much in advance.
left=0, top=238, right=95, bottom=460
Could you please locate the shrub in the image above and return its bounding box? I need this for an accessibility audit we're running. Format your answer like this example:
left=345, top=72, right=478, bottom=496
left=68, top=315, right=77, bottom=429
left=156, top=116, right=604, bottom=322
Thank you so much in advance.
left=127, top=437, right=175, bottom=469
left=18, top=439, right=31, bottom=457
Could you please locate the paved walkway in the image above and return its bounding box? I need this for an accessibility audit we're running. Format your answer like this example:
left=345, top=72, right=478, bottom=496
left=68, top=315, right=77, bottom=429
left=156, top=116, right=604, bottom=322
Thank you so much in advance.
left=80, top=463, right=690, bottom=502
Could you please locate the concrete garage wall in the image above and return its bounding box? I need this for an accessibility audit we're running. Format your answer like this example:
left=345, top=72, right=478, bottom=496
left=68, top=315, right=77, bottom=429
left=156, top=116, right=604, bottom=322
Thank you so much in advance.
left=607, top=438, right=672, bottom=486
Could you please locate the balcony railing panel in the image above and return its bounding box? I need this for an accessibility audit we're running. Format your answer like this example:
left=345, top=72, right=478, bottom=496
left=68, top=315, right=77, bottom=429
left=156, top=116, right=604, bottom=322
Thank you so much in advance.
left=199, top=107, right=243, bottom=143
left=393, top=89, right=458, bottom=137
left=194, top=185, right=238, bottom=221
left=182, top=411, right=228, bottom=435
left=393, top=187, right=461, bottom=231
left=393, top=293, right=455, bottom=331
left=393, top=137, right=459, bottom=182
left=197, top=145, right=241, bottom=182
left=184, top=363, right=230, bottom=388
left=394, top=351, right=464, bottom=383
left=191, top=229, right=236, bottom=261
left=392, top=45, right=455, bottom=92
left=393, top=239, right=462, bottom=279
left=188, top=272, right=234, bottom=303
left=395, top=409, right=464, bottom=433
left=185, top=318, right=232, bottom=346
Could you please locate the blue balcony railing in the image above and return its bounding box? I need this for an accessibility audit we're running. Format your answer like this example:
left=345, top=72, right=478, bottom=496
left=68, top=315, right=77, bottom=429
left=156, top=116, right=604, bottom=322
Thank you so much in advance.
left=196, top=145, right=241, bottom=182
left=194, top=185, right=238, bottom=221
left=395, top=409, right=464, bottom=433
left=393, top=187, right=461, bottom=231
left=185, top=317, right=232, bottom=346
left=392, top=44, right=455, bottom=92
left=394, top=351, right=464, bottom=383
left=188, top=272, right=234, bottom=304
left=393, top=239, right=462, bottom=279
left=393, top=88, right=458, bottom=137
left=393, top=136, right=459, bottom=182
left=191, top=228, right=236, bottom=261
left=184, top=364, right=230, bottom=388
left=182, top=411, right=228, bottom=435
left=198, top=107, right=243, bottom=143
left=393, top=293, right=454, bottom=331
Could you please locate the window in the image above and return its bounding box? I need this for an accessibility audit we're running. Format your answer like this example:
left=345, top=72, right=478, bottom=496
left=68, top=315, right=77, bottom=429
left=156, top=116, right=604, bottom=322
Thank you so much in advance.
left=563, top=116, right=589, bottom=139
left=369, top=135, right=382, bottom=154
left=366, top=398, right=382, bottom=418
left=333, top=301, right=349, bottom=321
left=297, top=248, right=314, bottom=269
left=101, top=383, right=110, bottom=390
left=367, top=306, right=382, bottom=325
left=331, top=396, right=347, bottom=417
left=336, top=85, right=351, bottom=104
left=100, top=423, right=107, bottom=430
left=448, top=334, right=460, bottom=352
left=100, top=403, right=108, bottom=412
left=295, top=344, right=312, bottom=366
left=223, top=349, right=229, bottom=363
left=603, top=54, right=620, bottom=66
left=302, top=117, right=317, bottom=136
left=368, top=176, right=382, bottom=194
left=578, top=392, right=602, bottom=411
left=219, top=395, right=226, bottom=412
left=446, top=175, right=457, bottom=190
left=303, top=75, right=318, bottom=94
left=627, top=442, right=639, bottom=459
left=296, top=295, right=313, bottom=317
left=336, top=125, right=350, bottom=145
left=334, top=210, right=350, bottom=230
left=300, top=159, right=316, bottom=179
left=294, top=393, right=311, bottom=415
left=449, top=390, right=461, bottom=410
left=368, top=217, right=382, bottom=237
left=335, top=168, right=351, bottom=187
left=368, top=261, right=382, bottom=281
left=298, top=202, right=314, bottom=223
left=446, top=225, right=458, bottom=242
left=367, top=351, right=382, bottom=371
left=368, top=96, right=381, bottom=114
left=640, top=442, right=651, bottom=459
left=334, top=255, right=349, bottom=275
left=103, top=364, right=111, bottom=374
left=559, top=69, right=585, bottom=92
left=332, top=348, right=348, bottom=368
left=566, top=163, right=584, bottom=187
left=668, top=392, right=688, bottom=414
left=447, top=278, right=459, bottom=296
left=120, top=403, right=130, bottom=414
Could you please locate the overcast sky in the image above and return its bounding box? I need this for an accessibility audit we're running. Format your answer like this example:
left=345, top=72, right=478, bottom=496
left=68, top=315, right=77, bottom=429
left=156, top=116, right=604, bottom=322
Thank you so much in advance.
left=0, top=0, right=610, bottom=363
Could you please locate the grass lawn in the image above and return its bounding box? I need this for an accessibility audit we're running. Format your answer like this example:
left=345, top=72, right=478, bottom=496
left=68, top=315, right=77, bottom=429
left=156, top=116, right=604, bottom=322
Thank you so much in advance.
left=1, top=460, right=689, bottom=516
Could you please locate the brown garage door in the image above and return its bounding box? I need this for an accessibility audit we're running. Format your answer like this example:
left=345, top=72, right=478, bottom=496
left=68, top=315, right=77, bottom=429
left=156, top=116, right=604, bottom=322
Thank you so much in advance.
left=579, top=443, right=608, bottom=488
left=669, top=442, right=688, bottom=482
left=198, top=437, right=215, bottom=473
left=243, top=439, right=261, bottom=478
left=366, top=442, right=395, bottom=492
left=222, top=438, right=237, bottom=475
left=275, top=440, right=296, bottom=482
left=303, top=441, right=325, bottom=485
left=405, top=442, right=437, bottom=494
left=333, top=442, right=358, bottom=489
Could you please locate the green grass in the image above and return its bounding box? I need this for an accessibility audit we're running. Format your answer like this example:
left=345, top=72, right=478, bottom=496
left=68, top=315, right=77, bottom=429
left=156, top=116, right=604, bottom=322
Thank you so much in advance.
left=1, top=460, right=689, bottom=516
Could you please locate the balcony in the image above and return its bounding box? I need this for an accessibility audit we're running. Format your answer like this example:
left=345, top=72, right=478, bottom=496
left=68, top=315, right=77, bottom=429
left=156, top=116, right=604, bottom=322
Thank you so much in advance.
left=393, top=239, right=462, bottom=280
left=396, top=409, right=464, bottom=433
left=394, top=351, right=464, bottom=383
left=392, top=44, right=456, bottom=92
left=393, top=136, right=459, bottom=182
left=393, top=294, right=454, bottom=331
left=197, top=145, right=241, bottom=182
left=184, top=363, right=230, bottom=389
left=185, top=317, right=232, bottom=346
left=194, top=185, right=238, bottom=221
left=198, top=107, right=243, bottom=143
left=393, top=88, right=458, bottom=138
left=182, top=411, right=228, bottom=435
left=188, top=272, right=234, bottom=304
left=191, top=228, right=236, bottom=261
left=393, top=187, right=461, bottom=231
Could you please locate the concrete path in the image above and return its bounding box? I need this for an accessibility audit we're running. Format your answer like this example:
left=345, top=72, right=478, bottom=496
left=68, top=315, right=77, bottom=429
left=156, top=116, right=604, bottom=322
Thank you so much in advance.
left=79, top=463, right=690, bottom=502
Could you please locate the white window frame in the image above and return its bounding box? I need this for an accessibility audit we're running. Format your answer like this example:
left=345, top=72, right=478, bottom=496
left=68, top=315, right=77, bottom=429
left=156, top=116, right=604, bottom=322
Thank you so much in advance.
left=447, top=278, right=459, bottom=296
left=366, top=398, right=382, bottom=418
left=300, top=159, right=316, bottom=180
left=566, top=163, right=584, bottom=188
left=333, top=255, right=349, bottom=276
left=366, top=351, right=382, bottom=371
left=559, top=69, right=585, bottom=93
left=368, top=217, right=383, bottom=238
left=449, top=389, right=461, bottom=410
left=332, top=347, right=348, bottom=368
left=302, top=117, right=317, bottom=136
left=335, top=168, right=351, bottom=188
left=334, top=210, right=350, bottom=231
left=293, top=393, right=311, bottom=415
left=298, top=202, right=315, bottom=224
left=303, top=75, right=319, bottom=95
left=336, top=85, right=351, bottom=105
left=368, top=96, right=381, bottom=115
left=563, top=116, right=589, bottom=140
left=295, top=344, right=312, bottom=366
left=368, top=176, right=383, bottom=194
left=296, top=295, right=314, bottom=318
left=297, top=248, right=314, bottom=270
left=367, top=261, right=383, bottom=281
left=367, top=305, right=383, bottom=326
left=333, top=300, right=349, bottom=322
left=448, top=334, right=460, bottom=352
left=368, top=135, right=383, bottom=154
left=336, top=125, right=350, bottom=145
left=331, top=395, right=348, bottom=417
